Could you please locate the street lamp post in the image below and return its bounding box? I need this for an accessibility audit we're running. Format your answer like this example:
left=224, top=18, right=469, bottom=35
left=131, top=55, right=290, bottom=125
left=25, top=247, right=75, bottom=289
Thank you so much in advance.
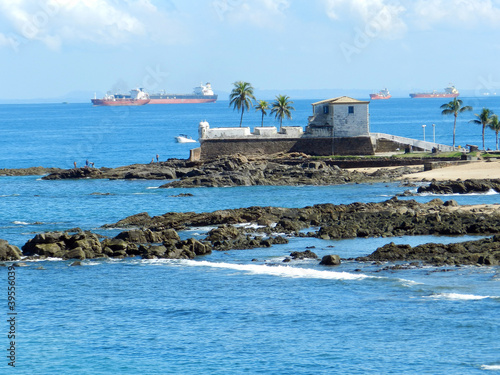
left=422, top=124, right=426, bottom=142
left=432, top=123, right=435, bottom=143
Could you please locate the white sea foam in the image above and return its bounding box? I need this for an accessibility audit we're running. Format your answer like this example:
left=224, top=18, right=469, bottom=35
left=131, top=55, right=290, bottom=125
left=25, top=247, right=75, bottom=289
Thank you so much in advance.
left=233, top=223, right=266, bottom=229
left=181, top=260, right=373, bottom=280
left=481, top=364, right=500, bottom=371
left=419, top=189, right=498, bottom=197
left=146, top=186, right=159, bottom=189
left=13, top=221, right=30, bottom=225
left=428, top=293, right=493, bottom=301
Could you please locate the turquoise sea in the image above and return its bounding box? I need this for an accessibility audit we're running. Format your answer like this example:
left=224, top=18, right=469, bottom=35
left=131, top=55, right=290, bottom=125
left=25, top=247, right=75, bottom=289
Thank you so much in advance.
left=1, top=97, right=500, bottom=374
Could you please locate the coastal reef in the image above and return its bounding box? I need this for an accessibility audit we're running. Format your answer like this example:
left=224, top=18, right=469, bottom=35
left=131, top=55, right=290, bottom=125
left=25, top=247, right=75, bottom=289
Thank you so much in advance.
left=4, top=197, right=500, bottom=266
left=42, top=155, right=421, bottom=187
left=356, top=236, right=500, bottom=266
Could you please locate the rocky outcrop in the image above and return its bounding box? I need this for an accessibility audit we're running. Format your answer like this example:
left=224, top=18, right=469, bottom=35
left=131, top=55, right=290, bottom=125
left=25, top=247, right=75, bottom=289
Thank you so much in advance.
left=40, top=155, right=421, bottom=187
left=417, top=179, right=500, bottom=195
left=42, top=160, right=195, bottom=180
left=16, top=197, right=500, bottom=266
left=22, top=231, right=103, bottom=260
left=0, top=167, right=62, bottom=176
left=159, top=157, right=420, bottom=188
left=356, top=236, right=500, bottom=266
left=204, top=225, right=288, bottom=251
left=105, top=197, right=500, bottom=240
left=0, top=240, right=22, bottom=261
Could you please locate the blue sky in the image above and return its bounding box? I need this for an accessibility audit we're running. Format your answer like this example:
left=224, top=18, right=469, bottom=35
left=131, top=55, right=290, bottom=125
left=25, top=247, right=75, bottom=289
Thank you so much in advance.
left=1, top=0, right=500, bottom=100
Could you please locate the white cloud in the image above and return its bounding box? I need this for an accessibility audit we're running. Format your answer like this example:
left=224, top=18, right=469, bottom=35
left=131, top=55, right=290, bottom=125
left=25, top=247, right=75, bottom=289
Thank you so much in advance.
left=213, top=0, right=290, bottom=29
left=412, top=0, right=500, bottom=29
left=324, top=0, right=407, bottom=38
left=0, top=0, right=184, bottom=50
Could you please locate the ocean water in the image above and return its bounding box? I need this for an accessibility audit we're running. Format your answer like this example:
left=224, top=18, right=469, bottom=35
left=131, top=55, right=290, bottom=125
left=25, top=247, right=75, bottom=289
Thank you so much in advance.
left=1, top=98, right=500, bottom=374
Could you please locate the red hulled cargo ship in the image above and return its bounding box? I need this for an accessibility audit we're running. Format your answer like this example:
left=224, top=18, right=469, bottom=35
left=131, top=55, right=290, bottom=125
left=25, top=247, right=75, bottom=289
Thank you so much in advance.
left=369, top=88, right=391, bottom=100
left=409, top=86, right=459, bottom=98
left=91, top=88, right=150, bottom=106
left=148, top=82, right=217, bottom=104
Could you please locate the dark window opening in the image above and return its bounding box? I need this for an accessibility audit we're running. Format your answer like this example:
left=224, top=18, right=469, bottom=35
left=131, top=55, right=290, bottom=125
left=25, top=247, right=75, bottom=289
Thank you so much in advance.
left=323, top=106, right=329, bottom=114
left=348, top=106, right=354, bottom=114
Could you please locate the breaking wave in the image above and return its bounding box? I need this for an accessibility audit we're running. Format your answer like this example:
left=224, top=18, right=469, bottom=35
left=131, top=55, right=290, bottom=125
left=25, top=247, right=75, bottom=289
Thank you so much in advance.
left=427, top=293, right=497, bottom=301
left=181, top=260, right=373, bottom=280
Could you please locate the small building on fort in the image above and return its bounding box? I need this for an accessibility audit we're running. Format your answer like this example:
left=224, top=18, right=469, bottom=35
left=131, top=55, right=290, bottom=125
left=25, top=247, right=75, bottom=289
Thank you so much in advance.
left=193, top=96, right=453, bottom=160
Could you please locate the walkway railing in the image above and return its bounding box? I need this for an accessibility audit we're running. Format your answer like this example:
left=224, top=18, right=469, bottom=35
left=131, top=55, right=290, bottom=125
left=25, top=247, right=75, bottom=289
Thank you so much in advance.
left=371, top=133, right=455, bottom=152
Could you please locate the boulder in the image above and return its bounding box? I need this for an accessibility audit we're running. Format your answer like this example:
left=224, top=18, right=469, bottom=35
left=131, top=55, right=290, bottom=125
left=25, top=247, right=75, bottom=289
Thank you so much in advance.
left=0, top=240, right=22, bottom=261
left=63, top=247, right=86, bottom=260
left=319, top=254, right=341, bottom=266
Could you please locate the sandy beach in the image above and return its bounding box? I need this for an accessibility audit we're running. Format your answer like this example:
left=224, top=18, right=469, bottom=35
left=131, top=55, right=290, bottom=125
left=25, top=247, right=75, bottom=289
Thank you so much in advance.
left=398, top=159, right=500, bottom=181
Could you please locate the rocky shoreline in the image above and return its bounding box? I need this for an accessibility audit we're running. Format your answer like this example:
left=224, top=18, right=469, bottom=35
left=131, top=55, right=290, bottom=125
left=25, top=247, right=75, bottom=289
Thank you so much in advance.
left=40, top=154, right=422, bottom=187
left=2, top=198, right=500, bottom=267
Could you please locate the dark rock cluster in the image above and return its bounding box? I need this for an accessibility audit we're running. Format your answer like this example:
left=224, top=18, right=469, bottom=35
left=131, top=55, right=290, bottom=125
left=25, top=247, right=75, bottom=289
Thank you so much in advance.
left=41, top=155, right=420, bottom=187
left=106, top=197, right=500, bottom=240
left=356, top=236, right=500, bottom=266
left=4, top=197, right=500, bottom=266
left=417, top=179, right=500, bottom=195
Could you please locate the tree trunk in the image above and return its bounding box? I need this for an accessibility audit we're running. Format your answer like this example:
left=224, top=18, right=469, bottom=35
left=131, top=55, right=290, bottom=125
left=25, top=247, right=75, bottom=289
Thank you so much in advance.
left=453, top=114, right=457, bottom=148
left=482, top=125, right=486, bottom=151
left=239, top=107, right=244, bottom=127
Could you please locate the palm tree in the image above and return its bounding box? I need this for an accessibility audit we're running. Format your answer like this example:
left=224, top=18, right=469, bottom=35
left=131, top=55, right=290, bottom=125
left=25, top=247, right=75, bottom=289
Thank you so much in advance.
left=270, top=95, right=295, bottom=130
left=255, top=100, right=270, bottom=127
left=469, top=108, right=493, bottom=151
left=488, top=114, right=500, bottom=150
left=229, top=81, right=255, bottom=127
left=440, top=98, right=472, bottom=148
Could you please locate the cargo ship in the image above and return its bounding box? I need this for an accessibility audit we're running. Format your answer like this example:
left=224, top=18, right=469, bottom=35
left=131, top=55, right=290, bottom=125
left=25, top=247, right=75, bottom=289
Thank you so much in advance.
left=409, top=85, right=459, bottom=98
left=148, top=82, right=217, bottom=104
left=91, top=88, right=150, bottom=106
left=369, top=88, right=391, bottom=100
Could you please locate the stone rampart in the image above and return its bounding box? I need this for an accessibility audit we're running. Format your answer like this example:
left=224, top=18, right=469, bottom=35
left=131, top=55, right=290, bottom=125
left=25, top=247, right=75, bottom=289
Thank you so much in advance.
left=200, top=137, right=375, bottom=159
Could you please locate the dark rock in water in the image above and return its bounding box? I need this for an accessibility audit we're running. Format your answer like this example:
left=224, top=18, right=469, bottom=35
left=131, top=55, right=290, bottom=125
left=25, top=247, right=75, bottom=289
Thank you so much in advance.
left=43, top=167, right=104, bottom=180
left=0, top=166, right=62, bottom=176
left=170, top=193, right=194, bottom=197
left=356, top=236, right=500, bottom=266
left=106, top=212, right=152, bottom=228
left=290, top=250, right=318, bottom=259
left=22, top=231, right=103, bottom=260
left=283, top=257, right=291, bottom=263
left=417, top=179, right=500, bottom=195
left=0, top=239, right=22, bottom=261
left=319, top=254, right=341, bottom=266
left=70, top=261, right=82, bottom=266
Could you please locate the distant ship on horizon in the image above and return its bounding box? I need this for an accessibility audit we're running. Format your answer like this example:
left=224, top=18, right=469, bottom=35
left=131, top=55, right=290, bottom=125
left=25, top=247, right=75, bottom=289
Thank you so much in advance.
left=91, top=88, right=150, bottom=106
left=91, top=82, right=217, bottom=106
left=409, top=85, right=459, bottom=99
left=370, top=88, right=391, bottom=100
left=148, top=82, right=218, bottom=104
